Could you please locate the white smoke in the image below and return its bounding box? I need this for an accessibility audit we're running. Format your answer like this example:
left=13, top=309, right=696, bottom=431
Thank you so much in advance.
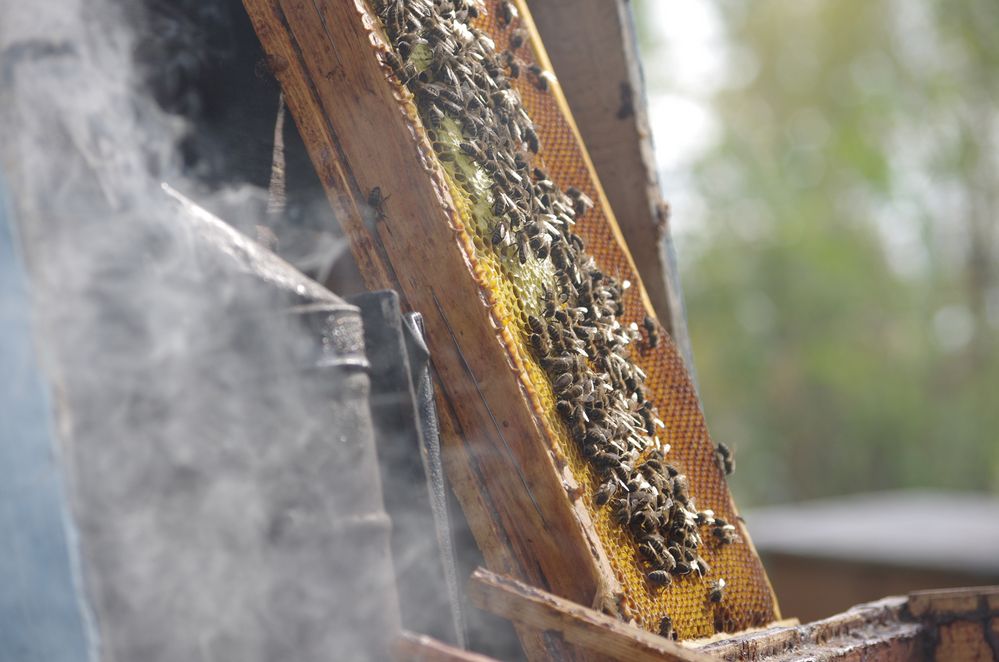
left=0, top=0, right=408, bottom=659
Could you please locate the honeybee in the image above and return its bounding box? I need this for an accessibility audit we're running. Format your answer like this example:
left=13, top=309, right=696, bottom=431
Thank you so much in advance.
left=714, top=442, right=735, bottom=476
left=552, top=372, right=574, bottom=392
left=544, top=356, right=579, bottom=375
left=491, top=221, right=509, bottom=246
left=530, top=333, right=551, bottom=356
left=382, top=50, right=416, bottom=82
left=430, top=83, right=463, bottom=106
left=547, top=322, right=567, bottom=352
left=506, top=57, right=521, bottom=79
left=614, top=499, right=631, bottom=526
left=711, top=520, right=739, bottom=545
left=640, top=455, right=664, bottom=476
left=695, top=510, right=715, bottom=527
left=529, top=233, right=551, bottom=260
left=659, top=615, right=676, bottom=640
left=459, top=140, right=483, bottom=159
left=381, top=0, right=404, bottom=36
left=708, top=578, right=726, bottom=603
left=509, top=29, right=526, bottom=51
left=367, top=186, right=390, bottom=221
left=594, top=481, right=617, bottom=506
left=592, top=450, right=622, bottom=470
left=491, top=190, right=514, bottom=215
left=640, top=534, right=666, bottom=556
left=638, top=542, right=664, bottom=566
left=517, top=232, right=530, bottom=264
left=632, top=509, right=659, bottom=535
left=524, top=125, right=540, bottom=153
left=425, top=103, right=445, bottom=124
left=647, top=570, right=672, bottom=587
left=499, top=0, right=517, bottom=25
left=695, top=557, right=711, bottom=576
left=566, top=186, right=595, bottom=216
left=433, top=94, right=463, bottom=115
left=481, top=51, right=501, bottom=76
left=426, top=24, right=451, bottom=45
left=659, top=546, right=678, bottom=572
left=527, top=314, right=546, bottom=335
left=585, top=405, right=607, bottom=424
left=671, top=475, right=689, bottom=504
left=523, top=62, right=541, bottom=77
left=643, top=315, right=660, bottom=349
left=638, top=403, right=657, bottom=436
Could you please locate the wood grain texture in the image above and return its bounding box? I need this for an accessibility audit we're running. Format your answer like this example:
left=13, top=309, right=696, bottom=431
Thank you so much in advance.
left=468, top=567, right=711, bottom=662
left=698, top=596, right=924, bottom=661
left=934, top=621, right=993, bottom=662
left=909, top=585, right=999, bottom=662
left=908, top=585, right=999, bottom=619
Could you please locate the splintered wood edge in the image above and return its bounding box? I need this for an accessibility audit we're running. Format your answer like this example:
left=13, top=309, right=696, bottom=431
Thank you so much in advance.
left=697, top=596, right=922, bottom=660
left=468, top=567, right=712, bottom=662
left=392, top=631, right=501, bottom=662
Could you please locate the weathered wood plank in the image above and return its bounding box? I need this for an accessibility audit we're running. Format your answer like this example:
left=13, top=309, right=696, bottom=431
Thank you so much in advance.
left=699, top=596, right=924, bottom=661
left=934, top=621, right=993, bottom=661
left=467, top=567, right=712, bottom=662
left=908, top=586, right=999, bottom=661
left=908, top=585, right=999, bottom=619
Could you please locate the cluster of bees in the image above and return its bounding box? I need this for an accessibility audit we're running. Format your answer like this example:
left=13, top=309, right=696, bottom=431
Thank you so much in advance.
left=373, top=0, right=739, bottom=604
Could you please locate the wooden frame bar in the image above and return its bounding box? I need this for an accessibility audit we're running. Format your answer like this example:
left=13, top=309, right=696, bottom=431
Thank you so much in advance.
left=468, top=572, right=999, bottom=660
left=468, top=568, right=711, bottom=662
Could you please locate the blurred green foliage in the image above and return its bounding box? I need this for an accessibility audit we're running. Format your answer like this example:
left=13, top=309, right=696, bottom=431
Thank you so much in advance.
left=635, top=0, right=999, bottom=505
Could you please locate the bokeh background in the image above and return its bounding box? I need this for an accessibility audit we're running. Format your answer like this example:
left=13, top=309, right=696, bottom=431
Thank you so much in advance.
left=633, top=0, right=999, bottom=621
